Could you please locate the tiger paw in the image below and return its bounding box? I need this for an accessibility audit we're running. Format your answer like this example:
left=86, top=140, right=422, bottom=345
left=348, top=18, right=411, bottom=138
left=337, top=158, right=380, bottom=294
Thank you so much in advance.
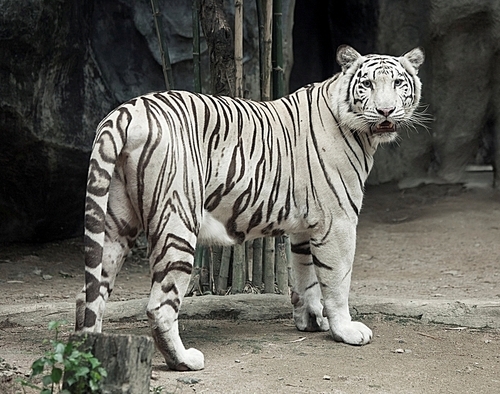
left=168, top=348, right=205, bottom=371
left=330, top=321, right=372, bottom=345
left=291, top=291, right=329, bottom=332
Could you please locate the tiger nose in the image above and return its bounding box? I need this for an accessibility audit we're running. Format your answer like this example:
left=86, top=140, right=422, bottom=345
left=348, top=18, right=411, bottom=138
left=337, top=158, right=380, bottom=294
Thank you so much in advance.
left=376, top=107, right=395, bottom=117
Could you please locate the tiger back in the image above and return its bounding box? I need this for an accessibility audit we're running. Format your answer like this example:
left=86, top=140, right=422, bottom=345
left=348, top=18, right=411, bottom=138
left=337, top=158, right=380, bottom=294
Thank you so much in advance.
left=76, top=45, right=424, bottom=371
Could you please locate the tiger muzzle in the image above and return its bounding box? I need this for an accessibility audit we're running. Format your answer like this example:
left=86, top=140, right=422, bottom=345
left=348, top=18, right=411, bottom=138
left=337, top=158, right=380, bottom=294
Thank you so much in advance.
left=371, top=120, right=396, bottom=134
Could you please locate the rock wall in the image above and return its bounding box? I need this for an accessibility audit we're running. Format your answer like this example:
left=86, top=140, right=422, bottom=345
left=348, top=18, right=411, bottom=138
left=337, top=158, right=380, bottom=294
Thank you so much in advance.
left=0, top=0, right=294, bottom=243
left=291, top=0, right=500, bottom=187
left=1, top=0, right=498, bottom=242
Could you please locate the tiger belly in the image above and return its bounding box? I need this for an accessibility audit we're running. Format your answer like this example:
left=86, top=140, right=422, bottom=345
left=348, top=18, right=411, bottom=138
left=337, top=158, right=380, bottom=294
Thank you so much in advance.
left=198, top=210, right=236, bottom=245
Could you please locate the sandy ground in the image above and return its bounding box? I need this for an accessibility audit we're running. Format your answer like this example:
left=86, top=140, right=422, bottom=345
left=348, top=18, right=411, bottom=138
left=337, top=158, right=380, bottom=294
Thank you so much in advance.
left=0, top=182, right=499, bottom=393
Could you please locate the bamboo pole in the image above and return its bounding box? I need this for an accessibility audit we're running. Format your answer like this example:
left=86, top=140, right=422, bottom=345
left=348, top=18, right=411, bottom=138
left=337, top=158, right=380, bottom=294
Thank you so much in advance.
left=252, top=238, right=263, bottom=288
left=285, top=236, right=293, bottom=288
left=257, top=0, right=275, bottom=293
left=150, top=0, right=174, bottom=90
left=275, top=236, right=288, bottom=294
left=263, top=237, right=275, bottom=293
left=192, top=0, right=202, bottom=93
left=217, top=246, right=232, bottom=294
left=210, top=245, right=222, bottom=293
left=272, top=0, right=284, bottom=99
left=257, top=0, right=273, bottom=101
left=201, top=245, right=211, bottom=293
left=231, top=244, right=246, bottom=293
left=245, top=239, right=254, bottom=282
left=234, top=0, right=244, bottom=97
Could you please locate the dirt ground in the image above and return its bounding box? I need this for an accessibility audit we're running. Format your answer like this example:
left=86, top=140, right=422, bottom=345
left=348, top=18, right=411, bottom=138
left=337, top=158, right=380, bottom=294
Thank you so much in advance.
left=1, top=182, right=499, bottom=393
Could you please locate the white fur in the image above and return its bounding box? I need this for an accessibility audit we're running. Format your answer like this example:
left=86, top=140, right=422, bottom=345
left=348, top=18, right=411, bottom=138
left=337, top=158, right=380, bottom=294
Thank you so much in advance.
left=198, top=210, right=235, bottom=246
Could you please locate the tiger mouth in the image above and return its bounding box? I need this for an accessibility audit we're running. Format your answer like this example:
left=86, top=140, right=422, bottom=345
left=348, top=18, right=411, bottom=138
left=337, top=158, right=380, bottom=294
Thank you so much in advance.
left=371, top=121, right=396, bottom=134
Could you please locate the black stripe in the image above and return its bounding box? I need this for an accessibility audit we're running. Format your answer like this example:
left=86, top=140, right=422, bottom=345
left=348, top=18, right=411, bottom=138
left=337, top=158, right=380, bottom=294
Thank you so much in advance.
left=312, top=255, right=332, bottom=271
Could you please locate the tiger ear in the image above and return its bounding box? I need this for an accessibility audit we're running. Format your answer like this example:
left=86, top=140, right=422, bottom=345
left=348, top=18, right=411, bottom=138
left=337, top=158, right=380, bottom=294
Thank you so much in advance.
left=336, top=45, right=362, bottom=73
left=402, top=47, right=425, bottom=73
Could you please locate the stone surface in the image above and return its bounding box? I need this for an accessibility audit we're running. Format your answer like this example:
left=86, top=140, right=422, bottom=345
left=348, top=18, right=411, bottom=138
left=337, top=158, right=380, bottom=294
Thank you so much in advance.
left=291, top=0, right=500, bottom=187
left=1, top=294, right=499, bottom=329
left=2, top=0, right=498, bottom=243
left=0, top=0, right=294, bottom=243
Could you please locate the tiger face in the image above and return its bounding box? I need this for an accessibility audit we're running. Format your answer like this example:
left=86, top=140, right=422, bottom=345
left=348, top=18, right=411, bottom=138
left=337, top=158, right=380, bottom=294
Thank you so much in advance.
left=335, top=45, right=425, bottom=143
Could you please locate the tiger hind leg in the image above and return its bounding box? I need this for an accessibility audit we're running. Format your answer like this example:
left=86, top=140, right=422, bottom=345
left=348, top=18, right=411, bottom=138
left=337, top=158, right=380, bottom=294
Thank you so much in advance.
left=146, top=220, right=204, bottom=371
left=289, top=234, right=329, bottom=332
left=76, top=174, right=141, bottom=332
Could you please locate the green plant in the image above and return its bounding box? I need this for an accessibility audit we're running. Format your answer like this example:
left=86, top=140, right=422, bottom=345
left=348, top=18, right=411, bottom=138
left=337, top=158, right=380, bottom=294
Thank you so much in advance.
left=18, top=321, right=107, bottom=394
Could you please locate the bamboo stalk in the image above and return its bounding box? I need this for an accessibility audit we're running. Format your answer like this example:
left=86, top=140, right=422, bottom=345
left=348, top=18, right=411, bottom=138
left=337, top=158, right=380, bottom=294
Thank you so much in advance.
left=234, top=0, right=244, bottom=97
left=257, top=0, right=275, bottom=295
left=263, top=237, right=275, bottom=293
left=150, top=0, right=174, bottom=90
left=217, top=246, right=232, bottom=294
left=275, top=236, right=288, bottom=294
left=201, top=245, right=211, bottom=293
left=284, top=236, right=293, bottom=288
left=192, top=0, right=202, bottom=93
left=245, top=239, right=254, bottom=282
left=257, top=0, right=273, bottom=101
left=210, top=245, right=222, bottom=293
left=272, top=0, right=284, bottom=99
left=231, top=244, right=246, bottom=293
left=252, top=238, right=263, bottom=288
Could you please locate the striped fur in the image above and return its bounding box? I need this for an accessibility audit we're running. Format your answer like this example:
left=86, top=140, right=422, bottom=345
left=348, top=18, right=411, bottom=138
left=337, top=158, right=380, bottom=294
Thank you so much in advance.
left=75, top=46, right=424, bottom=371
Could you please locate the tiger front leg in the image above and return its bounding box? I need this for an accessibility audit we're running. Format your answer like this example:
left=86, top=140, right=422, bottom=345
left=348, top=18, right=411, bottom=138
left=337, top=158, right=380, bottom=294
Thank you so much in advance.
left=289, top=234, right=329, bottom=332
left=311, top=223, right=372, bottom=345
left=147, top=232, right=204, bottom=371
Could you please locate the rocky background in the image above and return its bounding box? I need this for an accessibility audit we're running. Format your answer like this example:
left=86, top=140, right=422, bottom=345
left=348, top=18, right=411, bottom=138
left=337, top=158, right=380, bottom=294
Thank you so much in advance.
left=0, top=0, right=498, bottom=243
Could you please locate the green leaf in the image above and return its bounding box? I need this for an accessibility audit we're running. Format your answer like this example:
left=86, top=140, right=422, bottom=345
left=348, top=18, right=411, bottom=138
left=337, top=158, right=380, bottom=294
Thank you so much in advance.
left=42, top=374, right=54, bottom=386
left=75, top=366, right=90, bottom=378
left=89, top=357, right=101, bottom=368
left=17, top=378, right=41, bottom=390
left=31, top=358, right=46, bottom=375
left=51, top=367, right=63, bottom=383
left=55, top=342, right=66, bottom=354
left=89, top=379, right=99, bottom=391
left=41, top=389, right=52, bottom=394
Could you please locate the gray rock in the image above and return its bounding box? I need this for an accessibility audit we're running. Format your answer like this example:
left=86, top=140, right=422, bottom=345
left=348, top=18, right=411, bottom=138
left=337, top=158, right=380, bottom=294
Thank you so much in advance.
left=0, top=0, right=293, bottom=242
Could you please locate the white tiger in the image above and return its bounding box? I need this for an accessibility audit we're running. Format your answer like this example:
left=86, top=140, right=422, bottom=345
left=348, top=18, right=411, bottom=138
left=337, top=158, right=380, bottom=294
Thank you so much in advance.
left=76, top=45, right=424, bottom=371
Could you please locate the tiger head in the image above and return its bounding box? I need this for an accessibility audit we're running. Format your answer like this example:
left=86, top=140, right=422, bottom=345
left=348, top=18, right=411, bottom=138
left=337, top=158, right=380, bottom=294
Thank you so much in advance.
left=335, top=45, right=425, bottom=143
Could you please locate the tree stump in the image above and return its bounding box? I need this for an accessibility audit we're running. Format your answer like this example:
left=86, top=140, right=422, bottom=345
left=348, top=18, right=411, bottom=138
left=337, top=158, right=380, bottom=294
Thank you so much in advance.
left=68, top=333, right=154, bottom=394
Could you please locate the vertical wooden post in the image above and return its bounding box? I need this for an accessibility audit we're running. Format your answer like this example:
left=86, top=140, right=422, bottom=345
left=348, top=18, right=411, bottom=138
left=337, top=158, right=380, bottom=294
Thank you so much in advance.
left=245, top=239, right=254, bottom=283
left=200, top=0, right=236, bottom=96
left=275, top=236, right=288, bottom=294
left=257, top=0, right=273, bottom=101
left=263, top=237, right=275, bottom=293
left=67, top=333, right=154, bottom=394
left=217, top=246, right=232, bottom=294
left=192, top=0, right=202, bottom=93
left=231, top=244, right=246, bottom=293
left=252, top=238, right=263, bottom=288
left=234, top=0, right=244, bottom=98
left=272, top=0, right=284, bottom=99
left=150, top=0, right=174, bottom=90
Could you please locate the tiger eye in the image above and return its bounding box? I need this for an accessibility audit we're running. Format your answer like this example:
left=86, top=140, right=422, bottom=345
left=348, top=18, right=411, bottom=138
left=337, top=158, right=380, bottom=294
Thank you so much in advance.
left=361, top=80, right=372, bottom=89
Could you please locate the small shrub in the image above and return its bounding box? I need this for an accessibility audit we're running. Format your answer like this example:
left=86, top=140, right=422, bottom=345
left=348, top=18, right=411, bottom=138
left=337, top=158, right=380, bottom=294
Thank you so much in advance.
left=18, top=321, right=107, bottom=394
